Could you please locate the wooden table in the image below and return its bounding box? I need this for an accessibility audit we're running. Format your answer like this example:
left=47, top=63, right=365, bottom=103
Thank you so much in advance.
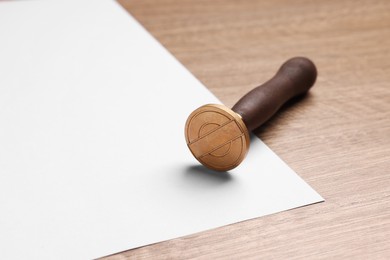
left=107, top=0, right=390, bottom=258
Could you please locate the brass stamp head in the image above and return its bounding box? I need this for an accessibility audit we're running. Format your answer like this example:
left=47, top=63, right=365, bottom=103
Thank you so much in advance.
left=185, top=104, right=250, bottom=171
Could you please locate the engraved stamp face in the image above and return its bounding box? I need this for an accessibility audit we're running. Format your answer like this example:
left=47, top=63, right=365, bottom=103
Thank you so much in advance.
left=185, top=104, right=250, bottom=171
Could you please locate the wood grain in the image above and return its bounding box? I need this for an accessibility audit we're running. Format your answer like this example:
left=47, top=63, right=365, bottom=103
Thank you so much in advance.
left=105, top=0, right=390, bottom=258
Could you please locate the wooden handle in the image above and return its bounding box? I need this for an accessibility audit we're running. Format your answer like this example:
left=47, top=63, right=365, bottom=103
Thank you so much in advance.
left=232, top=57, right=317, bottom=131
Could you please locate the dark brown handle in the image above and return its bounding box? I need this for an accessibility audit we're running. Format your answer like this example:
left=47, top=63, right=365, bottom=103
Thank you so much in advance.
left=232, top=57, right=317, bottom=131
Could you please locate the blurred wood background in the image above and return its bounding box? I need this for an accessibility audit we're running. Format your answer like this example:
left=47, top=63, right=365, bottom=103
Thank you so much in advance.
left=106, top=0, right=390, bottom=258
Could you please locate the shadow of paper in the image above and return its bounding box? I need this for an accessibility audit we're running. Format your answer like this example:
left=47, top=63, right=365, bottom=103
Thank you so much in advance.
left=183, top=165, right=233, bottom=184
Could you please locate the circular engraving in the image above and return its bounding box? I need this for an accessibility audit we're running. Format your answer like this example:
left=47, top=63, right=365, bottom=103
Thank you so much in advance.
left=185, top=104, right=250, bottom=171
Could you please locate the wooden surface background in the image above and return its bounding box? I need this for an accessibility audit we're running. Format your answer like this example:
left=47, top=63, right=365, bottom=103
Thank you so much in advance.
left=106, top=0, right=390, bottom=258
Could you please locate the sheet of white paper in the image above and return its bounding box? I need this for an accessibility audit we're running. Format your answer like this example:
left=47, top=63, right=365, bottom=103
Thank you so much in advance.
left=0, top=0, right=323, bottom=259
